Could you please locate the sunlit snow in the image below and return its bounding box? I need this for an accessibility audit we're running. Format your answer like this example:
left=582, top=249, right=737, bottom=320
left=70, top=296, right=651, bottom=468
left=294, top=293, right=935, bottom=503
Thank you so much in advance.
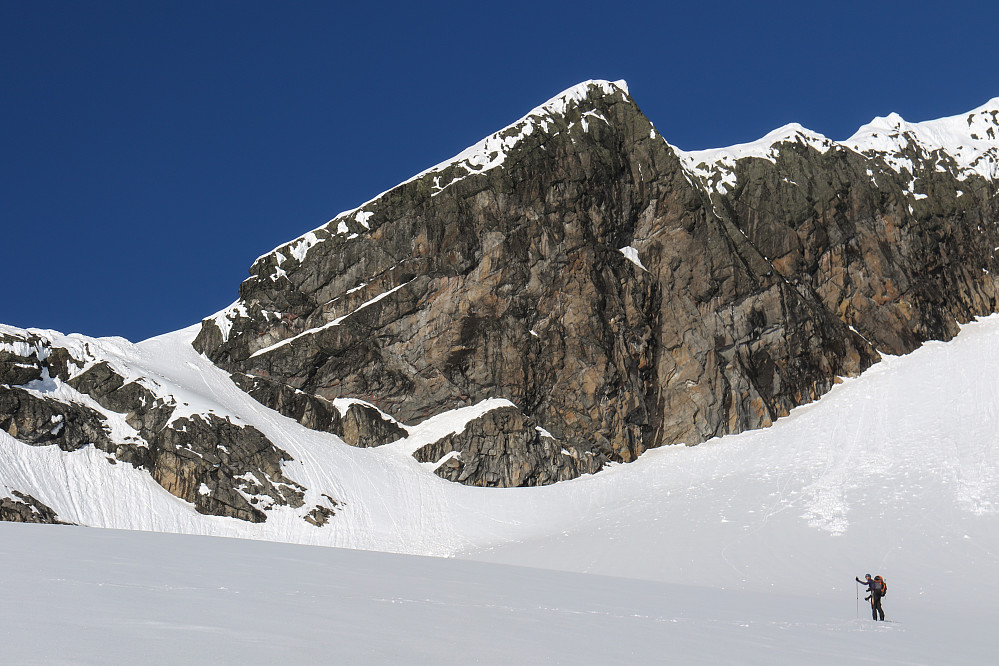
left=673, top=97, right=999, bottom=194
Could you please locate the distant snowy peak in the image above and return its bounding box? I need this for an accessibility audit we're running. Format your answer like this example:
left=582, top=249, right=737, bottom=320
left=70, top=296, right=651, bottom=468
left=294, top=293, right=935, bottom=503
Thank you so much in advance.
left=676, top=96, right=999, bottom=193
left=844, top=97, right=999, bottom=181
left=677, top=123, right=835, bottom=194
left=253, top=79, right=631, bottom=280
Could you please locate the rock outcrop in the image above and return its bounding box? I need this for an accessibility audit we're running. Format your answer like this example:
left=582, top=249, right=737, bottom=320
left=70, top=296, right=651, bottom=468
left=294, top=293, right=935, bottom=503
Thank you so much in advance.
left=5, top=82, right=998, bottom=506
left=191, top=81, right=999, bottom=489
left=413, top=406, right=600, bottom=487
left=0, top=490, right=66, bottom=524
left=230, top=372, right=406, bottom=447
left=0, top=329, right=307, bottom=522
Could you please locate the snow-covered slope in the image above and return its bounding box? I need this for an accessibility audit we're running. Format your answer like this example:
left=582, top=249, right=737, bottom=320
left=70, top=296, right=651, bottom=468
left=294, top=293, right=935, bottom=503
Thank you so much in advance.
left=4, top=315, right=999, bottom=600
left=843, top=98, right=999, bottom=181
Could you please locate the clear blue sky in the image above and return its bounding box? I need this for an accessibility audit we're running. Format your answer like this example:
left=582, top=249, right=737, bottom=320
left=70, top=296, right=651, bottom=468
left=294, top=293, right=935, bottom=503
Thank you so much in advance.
left=3, top=1, right=997, bottom=341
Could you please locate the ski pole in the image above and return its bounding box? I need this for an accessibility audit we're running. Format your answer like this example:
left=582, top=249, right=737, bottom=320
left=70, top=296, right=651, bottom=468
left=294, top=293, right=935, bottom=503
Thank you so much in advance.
left=855, top=581, right=859, bottom=618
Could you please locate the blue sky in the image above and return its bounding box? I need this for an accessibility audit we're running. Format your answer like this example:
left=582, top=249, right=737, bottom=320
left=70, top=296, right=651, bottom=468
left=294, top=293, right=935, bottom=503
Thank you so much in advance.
left=3, top=1, right=997, bottom=341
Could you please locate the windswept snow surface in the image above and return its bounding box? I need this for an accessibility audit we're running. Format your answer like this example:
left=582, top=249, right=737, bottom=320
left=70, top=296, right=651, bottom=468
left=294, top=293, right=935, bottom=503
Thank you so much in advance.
left=2, top=522, right=992, bottom=665
left=3, top=317, right=999, bottom=661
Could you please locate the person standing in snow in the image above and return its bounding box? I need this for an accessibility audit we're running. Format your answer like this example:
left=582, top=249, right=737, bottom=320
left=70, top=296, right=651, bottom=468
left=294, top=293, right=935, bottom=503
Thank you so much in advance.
left=856, top=573, right=886, bottom=621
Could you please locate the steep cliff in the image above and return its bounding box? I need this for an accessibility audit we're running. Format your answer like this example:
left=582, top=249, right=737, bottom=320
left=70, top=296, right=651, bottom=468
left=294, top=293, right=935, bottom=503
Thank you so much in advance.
left=4, top=82, right=997, bottom=505
left=191, top=81, right=998, bottom=488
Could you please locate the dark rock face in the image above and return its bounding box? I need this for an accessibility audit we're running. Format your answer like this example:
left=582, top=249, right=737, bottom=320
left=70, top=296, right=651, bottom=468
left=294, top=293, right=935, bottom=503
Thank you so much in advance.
left=1, top=385, right=117, bottom=452
left=196, top=81, right=957, bottom=488
left=231, top=372, right=406, bottom=447
left=9, top=83, right=993, bottom=501
left=196, top=83, right=684, bottom=483
left=0, top=332, right=307, bottom=522
left=710, top=142, right=999, bottom=357
left=0, top=491, right=66, bottom=524
left=193, top=83, right=998, bottom=487
left=414, top=406, right=600, bottom=487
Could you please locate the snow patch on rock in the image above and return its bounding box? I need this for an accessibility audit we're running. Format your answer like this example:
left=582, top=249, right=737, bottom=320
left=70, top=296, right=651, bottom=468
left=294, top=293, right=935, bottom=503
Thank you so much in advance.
left=675, top=97, right=999, bottom=194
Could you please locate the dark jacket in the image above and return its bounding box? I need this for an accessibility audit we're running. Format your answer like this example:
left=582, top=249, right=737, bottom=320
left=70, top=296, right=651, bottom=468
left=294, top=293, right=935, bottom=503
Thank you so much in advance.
left=857, top=577, right=883, bottom=596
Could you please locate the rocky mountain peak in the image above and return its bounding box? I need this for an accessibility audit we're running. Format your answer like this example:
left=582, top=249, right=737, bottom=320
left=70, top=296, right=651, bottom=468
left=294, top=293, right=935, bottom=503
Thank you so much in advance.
left=192, top=77, right=677, bottom=486
left=188, top=83, right=996, bottom=490
left=241, top=79, right=636, bottom=290
left=677, top=122, right=835, bottom=193
left=679, top=96, right=999, bottom=196
left=4, top=82, right=999, bottom=517
left=844, top=98, right=999, bottom=181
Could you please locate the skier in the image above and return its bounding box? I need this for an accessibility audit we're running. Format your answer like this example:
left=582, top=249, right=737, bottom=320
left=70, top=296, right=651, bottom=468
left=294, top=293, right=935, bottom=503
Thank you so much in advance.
left=856, top=573, right=886, bottom=621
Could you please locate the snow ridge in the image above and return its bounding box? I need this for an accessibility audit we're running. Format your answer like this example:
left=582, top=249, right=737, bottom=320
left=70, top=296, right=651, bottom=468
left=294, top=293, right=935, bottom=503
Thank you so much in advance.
left=254, top=90, right=996, bottom=276
left=674, top=96, right=999, bottom=193
left=677, top=123, right=835, bottom=194
left=844, top=97, right=999, bottom=181
left=252, top=80, right=630, bottom=278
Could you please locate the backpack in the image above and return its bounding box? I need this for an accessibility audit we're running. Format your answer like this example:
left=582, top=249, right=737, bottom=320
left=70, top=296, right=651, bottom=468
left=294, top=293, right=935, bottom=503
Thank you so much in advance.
left=874, top=575, right=887, bottom=596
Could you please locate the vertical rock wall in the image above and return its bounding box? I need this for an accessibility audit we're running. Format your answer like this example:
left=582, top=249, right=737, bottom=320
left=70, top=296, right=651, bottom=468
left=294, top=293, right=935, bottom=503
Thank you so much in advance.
left=193, top=83, right=998, bottom=487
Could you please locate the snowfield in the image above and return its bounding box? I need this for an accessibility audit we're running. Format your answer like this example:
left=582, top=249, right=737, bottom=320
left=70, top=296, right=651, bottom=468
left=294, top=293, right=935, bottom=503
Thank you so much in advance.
left=2, top=314, right=999, bottom=662
left=0, top=520, right=992, bottom=665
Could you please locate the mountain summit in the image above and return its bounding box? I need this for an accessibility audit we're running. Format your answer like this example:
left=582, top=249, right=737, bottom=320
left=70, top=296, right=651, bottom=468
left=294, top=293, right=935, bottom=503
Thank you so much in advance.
left=191, top=80, right=997, bottom=488
left=2, top=81, right=998, bottom=529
